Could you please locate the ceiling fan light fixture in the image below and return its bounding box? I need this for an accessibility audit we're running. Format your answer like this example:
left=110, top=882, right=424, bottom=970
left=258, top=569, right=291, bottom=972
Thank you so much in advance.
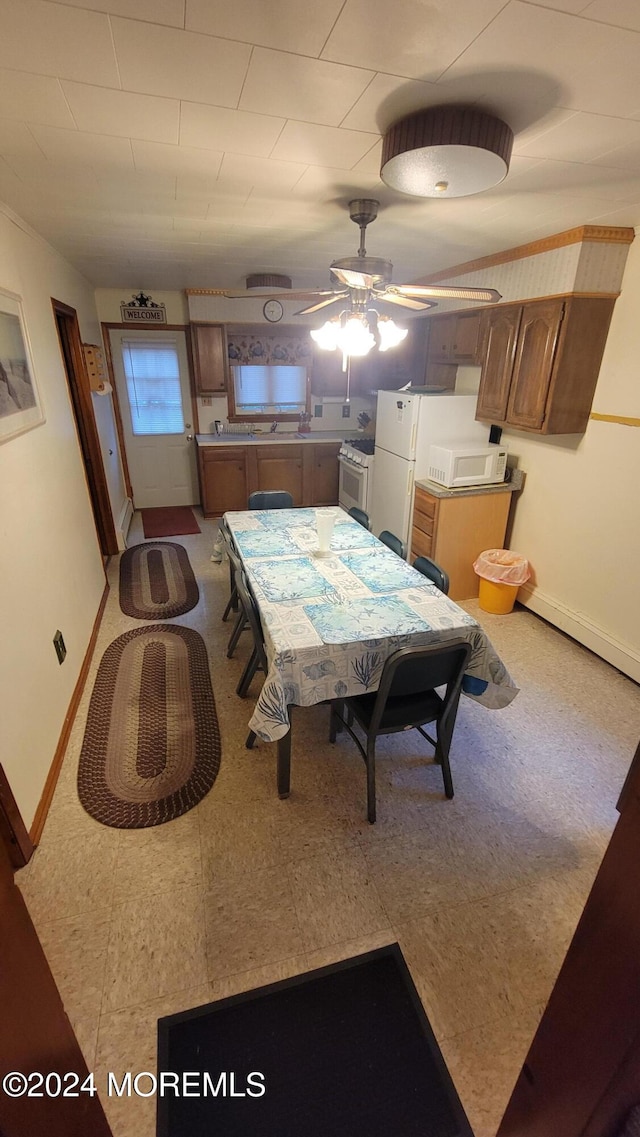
left=310, top=320, right=341, bottom=351
left=380, top=106, right=513, bottom=198
left=376, top=316, right=408, bottom=352
left=341, top=314, right=376, bottom=357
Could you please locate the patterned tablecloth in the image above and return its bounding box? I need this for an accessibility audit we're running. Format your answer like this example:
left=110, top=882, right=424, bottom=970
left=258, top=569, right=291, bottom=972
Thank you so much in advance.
left=224, top=507, right=519, bottom=743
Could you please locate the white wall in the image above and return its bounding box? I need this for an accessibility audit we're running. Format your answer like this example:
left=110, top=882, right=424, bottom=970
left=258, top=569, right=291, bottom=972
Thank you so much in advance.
left=503, top=238, right=640, bottom=681
left=0, top=204, right=108, bottom=827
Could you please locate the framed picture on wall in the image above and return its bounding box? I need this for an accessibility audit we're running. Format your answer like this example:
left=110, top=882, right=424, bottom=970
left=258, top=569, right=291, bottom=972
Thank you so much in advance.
left=0, top=288, right=44, bottom=443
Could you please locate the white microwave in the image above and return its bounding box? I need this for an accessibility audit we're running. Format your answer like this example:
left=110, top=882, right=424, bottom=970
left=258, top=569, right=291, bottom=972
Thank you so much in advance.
left=427, top=443, right=508, bottom=488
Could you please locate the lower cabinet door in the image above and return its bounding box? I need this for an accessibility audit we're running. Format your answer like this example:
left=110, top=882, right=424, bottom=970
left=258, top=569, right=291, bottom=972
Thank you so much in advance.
left=200, top=448, right=249, bottom=516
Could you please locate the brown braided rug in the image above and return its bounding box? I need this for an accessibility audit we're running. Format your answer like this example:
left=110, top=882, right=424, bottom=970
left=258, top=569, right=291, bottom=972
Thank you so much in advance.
left=78, top=625, right=220, bottom=828
left=119, top=541, right=199, bottom=620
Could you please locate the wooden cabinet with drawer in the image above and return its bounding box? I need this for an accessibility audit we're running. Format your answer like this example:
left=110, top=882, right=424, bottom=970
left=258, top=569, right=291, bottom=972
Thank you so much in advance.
left=411, top=484, right=513, bottom=600
left=198, top=445, right=249, bottom=515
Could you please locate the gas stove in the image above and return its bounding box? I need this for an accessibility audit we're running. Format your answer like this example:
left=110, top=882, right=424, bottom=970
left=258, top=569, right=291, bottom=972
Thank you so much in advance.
left=339, top=437, right=375, bottom=466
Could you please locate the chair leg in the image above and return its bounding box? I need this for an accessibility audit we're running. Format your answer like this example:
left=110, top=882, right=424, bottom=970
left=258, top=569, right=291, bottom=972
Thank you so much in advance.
left=329, top=701, right=343, bottom=743
left=435, top=738, right=454, bottom=799
left=246, top=731, right=256, bottom=749
left=226, top=608, right=247, bottom=657
left=366, top=737, right=377, bottom=823
left=222, top=583, right=238, bottom=622
left=237, top=648, right=259, bottom=697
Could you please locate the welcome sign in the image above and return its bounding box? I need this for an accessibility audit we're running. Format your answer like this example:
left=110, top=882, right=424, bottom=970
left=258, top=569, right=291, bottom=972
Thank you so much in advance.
left=120, top=292, right=167, bottom=324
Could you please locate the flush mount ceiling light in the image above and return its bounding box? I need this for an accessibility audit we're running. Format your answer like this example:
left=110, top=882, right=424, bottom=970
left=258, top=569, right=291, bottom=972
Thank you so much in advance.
left=245, top=273, right=292, bottom=290
left=380, top=106, right=513, bottom=198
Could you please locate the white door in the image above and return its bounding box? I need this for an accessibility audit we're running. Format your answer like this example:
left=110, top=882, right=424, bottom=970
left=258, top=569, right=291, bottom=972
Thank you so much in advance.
left=109, top=329, right=198, bottom=508
left=369, top=447, right=415, bottom=553
left=375, top=390, right=420, bottom=459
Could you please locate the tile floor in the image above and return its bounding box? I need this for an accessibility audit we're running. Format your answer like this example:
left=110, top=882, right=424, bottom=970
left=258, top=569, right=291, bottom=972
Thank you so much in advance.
left=17, top=509, right=640, bottom=1137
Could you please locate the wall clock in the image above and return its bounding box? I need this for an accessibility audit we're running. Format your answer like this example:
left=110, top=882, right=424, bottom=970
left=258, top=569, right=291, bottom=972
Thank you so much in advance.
left=263, top=299, right=284, bottom=323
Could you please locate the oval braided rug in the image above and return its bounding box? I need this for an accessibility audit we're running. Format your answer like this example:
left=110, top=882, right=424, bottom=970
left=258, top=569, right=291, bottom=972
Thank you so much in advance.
left=78, top=625, right=221, bottom=828
left=119, top=541, right=199, bottom=620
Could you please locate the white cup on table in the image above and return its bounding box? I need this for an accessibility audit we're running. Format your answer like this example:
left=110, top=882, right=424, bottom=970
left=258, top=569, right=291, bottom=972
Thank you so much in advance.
left=315, top=510, right=335, bottom=555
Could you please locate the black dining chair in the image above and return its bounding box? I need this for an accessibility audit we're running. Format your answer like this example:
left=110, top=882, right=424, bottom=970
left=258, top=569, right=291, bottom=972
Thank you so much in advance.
left=248, top=490, right=293, bottom=509
left=234, top=569, right=268, bottom=700
left=348, top=506, right=371, bottom=530
left=413, top=555, right=450, bottom=595
left=379, top=530, right=406, bottom=558
left=329, top=639, right=471, bottom=823
left=225, top=545, right=249, bottom=657
left=219, top=517, right=240, bottom=622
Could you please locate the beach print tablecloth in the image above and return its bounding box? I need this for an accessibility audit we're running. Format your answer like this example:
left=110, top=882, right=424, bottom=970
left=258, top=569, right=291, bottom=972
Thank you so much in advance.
left=224, top=507, right=519, bottom=742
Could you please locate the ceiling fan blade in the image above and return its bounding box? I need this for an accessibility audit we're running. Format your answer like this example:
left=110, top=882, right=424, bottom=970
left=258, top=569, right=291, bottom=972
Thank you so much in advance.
left=331, top=267, right=375, bottom=290
left=389, top=284, right=502, bottom=303
left=220, top=289, right=337, bottom=300
left=295, top=294, right=347, bottom=316
left=374, top=291, right=434, bottom=311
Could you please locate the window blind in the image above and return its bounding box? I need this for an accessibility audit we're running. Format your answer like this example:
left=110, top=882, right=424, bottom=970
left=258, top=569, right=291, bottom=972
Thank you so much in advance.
left=232, top=365, right=306, bottom=413
left=122, top=339, right=184, bottom=436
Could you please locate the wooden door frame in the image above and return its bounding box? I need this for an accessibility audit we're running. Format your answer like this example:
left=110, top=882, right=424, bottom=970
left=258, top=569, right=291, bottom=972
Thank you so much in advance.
left=52, top=300, right=118, bottom=556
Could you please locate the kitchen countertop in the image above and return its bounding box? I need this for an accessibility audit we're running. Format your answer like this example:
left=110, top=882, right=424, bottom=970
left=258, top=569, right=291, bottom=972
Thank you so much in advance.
left=196, top=432, right=350, bottom=446
left=414, top=467, right=525, bottom=498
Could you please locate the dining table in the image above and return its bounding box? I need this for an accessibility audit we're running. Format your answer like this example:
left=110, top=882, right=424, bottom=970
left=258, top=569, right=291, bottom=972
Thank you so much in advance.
left=223, top=506, right=519, bottom=797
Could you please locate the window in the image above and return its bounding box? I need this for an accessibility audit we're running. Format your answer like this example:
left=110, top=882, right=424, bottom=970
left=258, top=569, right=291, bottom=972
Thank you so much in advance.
left=121, top=338, right=184, bottom=435
left=230, top=364, right=309, bottom=418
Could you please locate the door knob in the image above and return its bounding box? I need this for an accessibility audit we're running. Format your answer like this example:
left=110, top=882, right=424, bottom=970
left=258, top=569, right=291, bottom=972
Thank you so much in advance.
left=186, top=434, right=193, bottom=441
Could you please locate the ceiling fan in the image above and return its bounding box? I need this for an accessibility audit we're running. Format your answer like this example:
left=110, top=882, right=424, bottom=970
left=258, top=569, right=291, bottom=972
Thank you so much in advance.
left=217, top=199, right=501, bottom=315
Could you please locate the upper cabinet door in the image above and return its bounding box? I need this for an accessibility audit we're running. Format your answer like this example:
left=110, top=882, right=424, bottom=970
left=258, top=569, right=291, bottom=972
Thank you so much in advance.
left=427, top=314, right=457, bottom=362
left=506, top=299, right=564, bottom=430
left=476, top=305, right=522, bottom=422
left=190, top=323, right=228, bottom=394
left=451, top=310, right=482, bottom=362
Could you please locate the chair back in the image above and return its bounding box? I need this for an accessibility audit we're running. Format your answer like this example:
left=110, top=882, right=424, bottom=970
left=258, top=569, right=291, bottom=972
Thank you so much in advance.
left=379, top=530, right=405, bottom=558
left=248, top=490, right=293, bottom=509
left=235, top=569, right=267, bottom=672
left=370, top=639, right=471, bottom=734
left=413, top=555, right=450, bottom=594
left=218, top=515, right=236, bottom=556
left=348, top=506, right=371, bottom=531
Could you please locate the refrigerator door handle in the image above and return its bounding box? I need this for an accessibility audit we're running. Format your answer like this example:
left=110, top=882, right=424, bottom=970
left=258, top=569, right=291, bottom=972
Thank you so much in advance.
left=407, top=467, right=413, bottom=496
left=410, top=422, right=417, bottom=456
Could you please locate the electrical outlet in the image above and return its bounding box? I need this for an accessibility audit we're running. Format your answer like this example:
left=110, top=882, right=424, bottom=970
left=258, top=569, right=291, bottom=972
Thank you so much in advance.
left=342, top=404, right=351, bottom=418
left=53, top=630, right=66, bottom=664
left=314, top=404, right=323, bottom=418
left=201, top=397, right=212, bottom=407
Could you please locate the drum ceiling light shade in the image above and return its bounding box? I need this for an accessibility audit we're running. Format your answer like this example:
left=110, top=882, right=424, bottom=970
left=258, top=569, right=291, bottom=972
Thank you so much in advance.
left=380, top=106, right=514, bottom=198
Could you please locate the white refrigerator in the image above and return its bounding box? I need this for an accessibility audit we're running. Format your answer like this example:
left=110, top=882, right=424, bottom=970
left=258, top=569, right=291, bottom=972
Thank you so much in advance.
left=370, top=390, right=490, bottom=551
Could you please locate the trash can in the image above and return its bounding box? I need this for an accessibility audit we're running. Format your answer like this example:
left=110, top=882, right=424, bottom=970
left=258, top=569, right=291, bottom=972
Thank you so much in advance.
left=473, top=549, right=530, bottom=614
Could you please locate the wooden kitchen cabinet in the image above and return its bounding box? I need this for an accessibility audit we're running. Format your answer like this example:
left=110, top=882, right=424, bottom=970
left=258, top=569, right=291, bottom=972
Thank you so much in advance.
left=427, top=310, right=481, bottom=364
left=190, top=322, right=228, bottom=394
left=198, top=440, right=341, bottom=516
left=198, top=446, right=249, bottom=515
left=410, top=484, right=513, bottom=600
left=308, top=442, right=341, bottom=505
left=250, top=444, right=304, bottom=506
left=476, top=296, right=615, bottom=433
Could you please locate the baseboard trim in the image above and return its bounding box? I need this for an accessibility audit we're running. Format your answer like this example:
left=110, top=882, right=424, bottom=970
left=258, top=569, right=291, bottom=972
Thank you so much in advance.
left=29, top=580, right=110, bottom=845
left=519, top=584, right=640, bottom=684
left=117, top=496, right=133, bottom=551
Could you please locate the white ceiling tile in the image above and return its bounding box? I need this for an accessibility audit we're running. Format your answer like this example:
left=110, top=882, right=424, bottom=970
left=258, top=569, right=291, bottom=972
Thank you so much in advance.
left=590, top=140, right=640, bottom=170
left=60, top=82, right=180, bottom=144
left=185, top=0, right=344, bottom=55
left=289, top=164, right=380, bottom=199
left=350, top=138, right=383, bottom=175
left=111, top=17, right=251, bottom=106
left=0, top=119, right=45, bottom=159
left=516, top=111, right=640, bottom=163
left=580, top=0, right=640, bottom=29
left=239, top=48, right=374, bottom=126
left=132, top=139, right=223, bottom=178
left=270, top=121, right=376, bottom=168
left=57, top=0, right=186, bottom=26
left=523, top=0, right=590, bottom=10
left=341, top=72, right=441, bottom=133
left=29, top=125, right=135, bottom=170
left=505, top=156, right=640, bottom=201
left=217, top=152, right=307, bottom=190
left=0, top=70, right=75, bottom=129
left=180, top=103, right=284, bottom=156
left=322, top=0, right=508, bottom=80
left=0, top=0, right=119, bottom=86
